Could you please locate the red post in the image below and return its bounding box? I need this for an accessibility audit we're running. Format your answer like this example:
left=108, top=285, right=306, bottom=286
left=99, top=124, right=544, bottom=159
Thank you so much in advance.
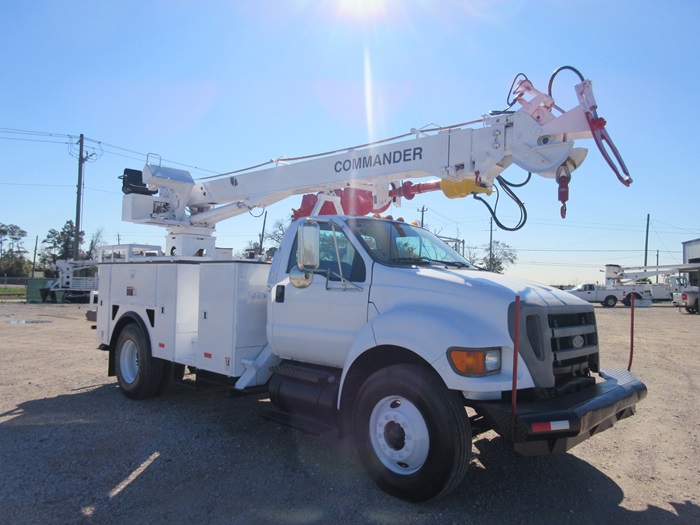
left=511, top=295, right=521, bottom=416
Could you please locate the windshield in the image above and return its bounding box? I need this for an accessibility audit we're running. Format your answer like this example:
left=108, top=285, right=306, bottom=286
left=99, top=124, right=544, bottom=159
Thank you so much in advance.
left=346, top=217, right=475, bottom=269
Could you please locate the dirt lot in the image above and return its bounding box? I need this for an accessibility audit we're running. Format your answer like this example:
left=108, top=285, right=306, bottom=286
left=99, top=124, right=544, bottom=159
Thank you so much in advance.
left=0, top=301, right=697, bottom=524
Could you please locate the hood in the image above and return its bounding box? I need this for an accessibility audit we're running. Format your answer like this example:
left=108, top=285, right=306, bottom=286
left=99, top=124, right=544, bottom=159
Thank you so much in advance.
left=370, top=263, right=588, bottom=309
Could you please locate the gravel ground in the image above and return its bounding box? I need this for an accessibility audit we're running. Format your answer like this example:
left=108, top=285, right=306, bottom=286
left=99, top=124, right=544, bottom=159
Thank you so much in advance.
left=0, top=301, right=698, bottom=524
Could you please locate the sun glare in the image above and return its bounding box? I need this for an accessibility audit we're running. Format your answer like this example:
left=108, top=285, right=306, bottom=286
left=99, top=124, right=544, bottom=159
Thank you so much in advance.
left=336, top=0, right=390, bottom=21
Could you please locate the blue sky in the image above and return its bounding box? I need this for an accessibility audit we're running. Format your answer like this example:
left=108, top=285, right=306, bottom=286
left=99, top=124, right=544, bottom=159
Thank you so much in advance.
left=2, top=0, right=699, bottom=284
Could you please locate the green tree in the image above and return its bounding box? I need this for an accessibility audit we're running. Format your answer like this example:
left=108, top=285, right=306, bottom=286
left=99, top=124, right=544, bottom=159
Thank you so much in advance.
left=38, top=220, right=86, bottom=276
left=0, top=255, right=31, bottom=277
left=0, top=223, right=30, bottom=277
left=0, top=223, right=8, bottom=257
left=0, top=223, right=27, bottom=256
left=41, top=220, right=84, bottom=262
left=9, top=224, right=27, bottom=251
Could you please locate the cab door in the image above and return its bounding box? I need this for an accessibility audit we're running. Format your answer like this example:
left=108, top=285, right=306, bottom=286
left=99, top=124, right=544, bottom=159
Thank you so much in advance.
left=269, top=221, right=371, bottom=367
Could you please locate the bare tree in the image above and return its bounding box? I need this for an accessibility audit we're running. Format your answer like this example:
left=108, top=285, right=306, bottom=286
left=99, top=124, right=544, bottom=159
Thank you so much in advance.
left=85, top=228, right=105, bottom=260
left=264, top=218, right=291, bottom=247
left=463, top=246, right=481, bottom=265
left=480, top=240, right=518, bottom=273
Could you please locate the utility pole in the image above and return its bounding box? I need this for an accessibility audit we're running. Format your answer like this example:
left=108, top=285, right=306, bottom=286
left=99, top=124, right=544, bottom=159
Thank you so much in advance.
left=32, top=236, right=38, bottom=278
left=418, top=206, right=427, bottom=228
left=656, top=250, right=659, bottom=283
left=259, top=211, right=268, bottom=257
left=643, top=213, right=650, bottom=267
left=74, top=134, right=85, bottom=260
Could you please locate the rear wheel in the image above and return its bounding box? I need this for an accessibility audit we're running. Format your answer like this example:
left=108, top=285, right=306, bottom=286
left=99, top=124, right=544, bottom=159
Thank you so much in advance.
left=623, top=292, right=642, bottom=307
left=352, top=364, right=471, bottom=502
left=115, top=323, right=163, bottom=399
left=602, top=296, right=617, bottom=308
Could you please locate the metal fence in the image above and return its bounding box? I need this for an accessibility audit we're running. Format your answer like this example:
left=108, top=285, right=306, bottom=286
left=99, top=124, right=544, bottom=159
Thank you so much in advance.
left=2, top=276, right=28, bottom=286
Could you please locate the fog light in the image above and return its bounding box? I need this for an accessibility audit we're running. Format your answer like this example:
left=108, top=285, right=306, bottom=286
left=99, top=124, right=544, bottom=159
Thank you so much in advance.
left=448, top=347, right=501, bottom=376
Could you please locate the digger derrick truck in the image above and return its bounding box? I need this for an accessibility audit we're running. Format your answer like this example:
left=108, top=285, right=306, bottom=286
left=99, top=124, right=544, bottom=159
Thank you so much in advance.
left=96, top=67, right=646, bottom=502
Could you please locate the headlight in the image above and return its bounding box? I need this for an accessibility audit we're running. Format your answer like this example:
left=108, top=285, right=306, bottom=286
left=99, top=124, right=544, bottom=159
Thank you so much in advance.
left=447, top=347, right=501, bottom=376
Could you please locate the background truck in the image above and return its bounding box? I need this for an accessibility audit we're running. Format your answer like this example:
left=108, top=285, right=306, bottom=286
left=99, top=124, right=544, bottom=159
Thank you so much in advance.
left=567, top=283, right=651, bottom=308
left=604, top=263, right=695, bottom=303
left=96, top=67, right=646, bottom=501
left=673, top=290, right=699, bottom=314
left=603, top=263, right=700, bottom=312
left=40, top=259, right=98, bottom=303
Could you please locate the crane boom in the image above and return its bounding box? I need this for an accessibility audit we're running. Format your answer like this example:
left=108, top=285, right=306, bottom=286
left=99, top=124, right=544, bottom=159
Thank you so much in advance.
left=120, top=67, right=630, bottom=256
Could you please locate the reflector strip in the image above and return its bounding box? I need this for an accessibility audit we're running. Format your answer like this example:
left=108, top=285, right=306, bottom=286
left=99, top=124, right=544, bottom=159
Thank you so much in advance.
left=204, top=352, right=212, bottom=359
left=158, top=343, right=165, bottom=348
left=532, top=420, right=570, bottom=433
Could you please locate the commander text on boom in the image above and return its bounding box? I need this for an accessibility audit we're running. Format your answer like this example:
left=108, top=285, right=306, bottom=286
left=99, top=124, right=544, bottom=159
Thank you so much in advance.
left=334, top=147, right=424, bottom=173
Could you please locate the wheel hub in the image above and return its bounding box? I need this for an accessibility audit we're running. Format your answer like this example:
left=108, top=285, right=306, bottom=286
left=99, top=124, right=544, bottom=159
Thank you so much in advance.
left=119, top=340, right=139, bottom=384
left=369, top=396, right=430, bottom=474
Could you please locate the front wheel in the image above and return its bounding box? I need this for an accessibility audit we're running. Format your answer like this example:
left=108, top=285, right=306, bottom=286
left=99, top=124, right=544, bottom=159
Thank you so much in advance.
left=352, top=364, right=471, bottom=502
left=115, top=323, right=163, bottom=399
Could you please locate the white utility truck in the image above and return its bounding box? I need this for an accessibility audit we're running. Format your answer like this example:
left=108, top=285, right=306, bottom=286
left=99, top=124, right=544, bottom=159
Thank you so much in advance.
left=41, top=259, right=98, bottom=303
left=567, top=283, right=651, bottom=308
left=604, top=263, right=695, bottom=303
left=96, top=67, right=646, bottom=501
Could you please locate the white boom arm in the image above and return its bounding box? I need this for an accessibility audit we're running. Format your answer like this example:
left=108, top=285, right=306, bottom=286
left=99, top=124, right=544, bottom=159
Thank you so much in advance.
left=605, top=264, right=700, bottom=285
left=121, top=69, right=630, bottom=256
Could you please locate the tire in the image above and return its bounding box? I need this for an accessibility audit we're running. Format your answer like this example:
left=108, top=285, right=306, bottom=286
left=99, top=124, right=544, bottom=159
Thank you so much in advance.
left=114, top=323, right=163, bottom=399
left=602, top=296, right=617, bottom=308
left=623, top=293, right=641, bottom=307
left=687, top=299, right=698, bottom=314
left=352, top=364, right=471, bottom=502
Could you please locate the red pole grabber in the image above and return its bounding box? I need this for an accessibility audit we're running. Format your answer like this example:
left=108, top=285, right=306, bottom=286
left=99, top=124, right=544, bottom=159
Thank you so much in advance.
left=577, top=79, right=633, bottom=187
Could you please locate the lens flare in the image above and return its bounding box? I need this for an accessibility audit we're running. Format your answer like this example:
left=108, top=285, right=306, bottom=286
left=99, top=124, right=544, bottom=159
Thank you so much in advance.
left=336, top=0, right=390, bottom=21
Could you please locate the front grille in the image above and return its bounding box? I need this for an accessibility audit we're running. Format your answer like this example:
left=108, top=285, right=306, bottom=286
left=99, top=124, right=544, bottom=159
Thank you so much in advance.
left=548, top=310, right=599, bottom=375
left=511, top=302, right=601, bottom=390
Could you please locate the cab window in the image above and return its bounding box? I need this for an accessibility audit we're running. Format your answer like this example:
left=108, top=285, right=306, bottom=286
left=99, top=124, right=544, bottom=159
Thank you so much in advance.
left=287, top=222, right=366, bottom=282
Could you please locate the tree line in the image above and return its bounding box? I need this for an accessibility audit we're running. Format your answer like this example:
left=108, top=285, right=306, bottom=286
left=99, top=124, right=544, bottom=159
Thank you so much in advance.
left=2, top=217, right=517, bottom=278
left=0, top=220, right=103, bottom=278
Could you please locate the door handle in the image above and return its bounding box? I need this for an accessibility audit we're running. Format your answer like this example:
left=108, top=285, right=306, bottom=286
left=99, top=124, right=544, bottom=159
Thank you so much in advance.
left=275, top=285, right=285, bottom=303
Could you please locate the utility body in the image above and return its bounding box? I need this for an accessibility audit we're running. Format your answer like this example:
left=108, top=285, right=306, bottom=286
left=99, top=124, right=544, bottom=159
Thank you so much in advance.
left=96, top=68, right=646, bottom=501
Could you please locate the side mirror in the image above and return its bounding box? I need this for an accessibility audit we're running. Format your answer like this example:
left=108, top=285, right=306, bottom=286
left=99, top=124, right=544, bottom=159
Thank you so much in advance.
left=297, top=220, right=320, bottom=272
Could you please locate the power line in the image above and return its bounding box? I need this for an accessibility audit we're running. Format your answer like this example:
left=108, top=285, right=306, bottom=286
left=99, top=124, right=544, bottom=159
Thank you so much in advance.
left=0, top=127, right=219, bottom=176
left=0, top=136, right=72, bottom=145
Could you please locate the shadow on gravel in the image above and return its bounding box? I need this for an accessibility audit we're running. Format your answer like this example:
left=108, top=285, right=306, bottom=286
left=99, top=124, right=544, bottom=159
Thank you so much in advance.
left=0, top=384, right=697, bottom=525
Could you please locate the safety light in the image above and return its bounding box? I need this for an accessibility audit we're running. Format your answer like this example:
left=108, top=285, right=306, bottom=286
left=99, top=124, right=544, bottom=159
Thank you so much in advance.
left=448, top=347, right=501, bottom=377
